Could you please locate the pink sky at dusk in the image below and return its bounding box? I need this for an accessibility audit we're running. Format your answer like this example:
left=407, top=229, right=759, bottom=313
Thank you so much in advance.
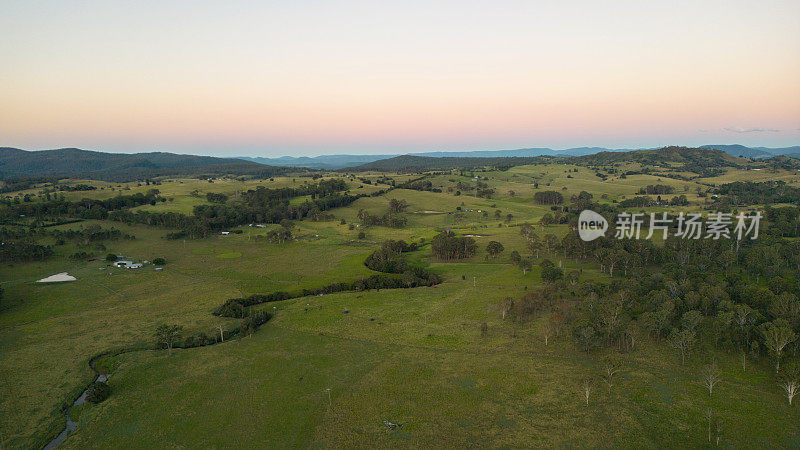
left=1, top=0, right=799, bottom=156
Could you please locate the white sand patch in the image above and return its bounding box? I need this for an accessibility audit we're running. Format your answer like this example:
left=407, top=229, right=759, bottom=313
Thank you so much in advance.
left=37, top=272, right=77, bottom=283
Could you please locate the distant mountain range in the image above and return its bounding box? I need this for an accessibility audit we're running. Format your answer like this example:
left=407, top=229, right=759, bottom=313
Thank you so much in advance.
left=241, top=147, right=640, bottom=169
left=2, top=144, right=798, bottom=180
left=354, top=146, right=742, bottom=171
left=242, top=144, right=800, bottom=169
left=699, top=144, right=800, bottom=159
left=0, top=147, right=287, bottom=181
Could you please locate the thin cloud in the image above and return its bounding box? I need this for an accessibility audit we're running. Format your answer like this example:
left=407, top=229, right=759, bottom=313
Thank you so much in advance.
left=724, top=126, right=780, bottom=133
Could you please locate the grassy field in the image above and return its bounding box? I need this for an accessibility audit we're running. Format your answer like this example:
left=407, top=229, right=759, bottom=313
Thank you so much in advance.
left=2, top=166, right=800, bottom=448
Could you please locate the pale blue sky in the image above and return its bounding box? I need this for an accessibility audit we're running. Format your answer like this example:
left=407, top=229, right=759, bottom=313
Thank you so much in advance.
left=1, top=0, right=799, bottom=156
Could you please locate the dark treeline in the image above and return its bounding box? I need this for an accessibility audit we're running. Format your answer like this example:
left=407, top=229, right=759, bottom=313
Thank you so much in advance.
left=510, top=195, right=800, bottom=376
left=534, top=191, right=564, bottom=205
left=714, top=181, right=800, bottom=206
left=241, top=179, right=348, bottom=206
left=49, top=224, right=134, bottom=244
left=111, top=181, right=389, bottom=238
left=0, top=224, right=132, bottom=263
left=638, top=184, right=675, bottom=195
left=617, top=195, right=688, bottom=208
left=177, top=310, right=274, bottom=348
left=618, top=196, right=655, bottom=208
left=398, top=177, right=442, bottom=193
left=214, top=239, right=440, bottom=318
left=0, top=190, right=164, bottom=222
left=431, top=230, right=478, bottom=261
left=0, top=177, right=60, bottom=193
left=517, top=230, right=800, bottom=366
left=0, top=237, right=53, bottom=263
left=763, top=205, right=800, bottom=238
left=53, top=184, right=97, bottom=192
left=364, top=239, right=420, bottom=273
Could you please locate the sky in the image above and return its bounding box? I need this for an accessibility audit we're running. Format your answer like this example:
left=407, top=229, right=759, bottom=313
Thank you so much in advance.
left=1, top=0, right=799, bottom=157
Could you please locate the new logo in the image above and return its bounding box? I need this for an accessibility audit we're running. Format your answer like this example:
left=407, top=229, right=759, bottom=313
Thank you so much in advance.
left=578, top=210, right=608, bottom=241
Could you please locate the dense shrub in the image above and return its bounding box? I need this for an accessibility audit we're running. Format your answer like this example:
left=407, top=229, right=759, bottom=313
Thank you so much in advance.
left=241, top=311, right=273, bottom=334
left=214, top=291, right=291, bottom=317
left=638, top=184, right=675, bottom=195
left=533, top=191, right=564, bottom=205
left=431, top=231, right=477, bottom=261
left=619, top=196, right=654, bottom=208
left=206, top=192, right=228, bottom=203
left=85, top=382, right=111, bottom=403
left=0, top=239, right=54, bottom=263
left=182, top=332, right=217, bottom=348
left=364, top=240, right=419, bottom=273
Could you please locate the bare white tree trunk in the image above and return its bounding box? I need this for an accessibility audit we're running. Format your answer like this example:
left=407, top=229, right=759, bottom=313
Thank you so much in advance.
left=702, top=363, right=721, bottom=396
left=605, top=359, right=620, bottom=388
left=781, top=380, right=798, bottom=405
left=582, top=379, right=593, bottom=407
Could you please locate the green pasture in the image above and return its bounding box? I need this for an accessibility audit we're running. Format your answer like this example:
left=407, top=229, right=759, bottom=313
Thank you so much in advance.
left=2, top=166, right=800, bottom=448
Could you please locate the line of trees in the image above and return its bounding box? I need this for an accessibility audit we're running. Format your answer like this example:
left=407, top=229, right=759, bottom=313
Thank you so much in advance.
left=0, top=236, right=53, bottom=262
left=534, top=191, right=564, bottom=205
left=213, top=239, right=440, bottom=318
left=0, top=189, right=164, bottom=222
left=111, top=182, right=387, bottom=238
left=431, top=231, right=477, bottom=261
left=714, top=181, right=800, bottom=206
left=638, top=184, right=675, bottom=195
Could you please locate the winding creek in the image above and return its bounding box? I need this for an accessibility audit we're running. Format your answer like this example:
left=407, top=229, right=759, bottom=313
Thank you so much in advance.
left=42, top=243, right=435, bottom=448
left=44, top=374, right=108, bottom=450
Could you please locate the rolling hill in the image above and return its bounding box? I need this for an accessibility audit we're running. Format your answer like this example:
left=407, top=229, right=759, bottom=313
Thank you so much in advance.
left=0, top=148, right=289, bottom=181
left=241, top=147, right=643, bottom=169
left=351, top=146, right=746, bottom=172
left=699, top=144, right=772, bottom=159
left=700, top=144, right=800, bottom=158
left=351, top=155, right=552, bottom=171
left=243, top=144, right=794, bottom=169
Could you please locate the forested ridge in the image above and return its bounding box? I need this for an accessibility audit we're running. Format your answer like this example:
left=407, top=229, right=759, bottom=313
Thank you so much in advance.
left=0, top=147, right=293, bottom=181
left=352, top=146, right=745, bottom=174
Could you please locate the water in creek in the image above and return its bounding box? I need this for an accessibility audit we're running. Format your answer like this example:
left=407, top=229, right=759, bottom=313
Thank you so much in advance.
left=43, top=374, right=108, bottom=449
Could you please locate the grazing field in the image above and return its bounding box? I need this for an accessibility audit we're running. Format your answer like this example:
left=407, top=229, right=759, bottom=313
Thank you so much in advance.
left=3, top=160, right=800, bottom=448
